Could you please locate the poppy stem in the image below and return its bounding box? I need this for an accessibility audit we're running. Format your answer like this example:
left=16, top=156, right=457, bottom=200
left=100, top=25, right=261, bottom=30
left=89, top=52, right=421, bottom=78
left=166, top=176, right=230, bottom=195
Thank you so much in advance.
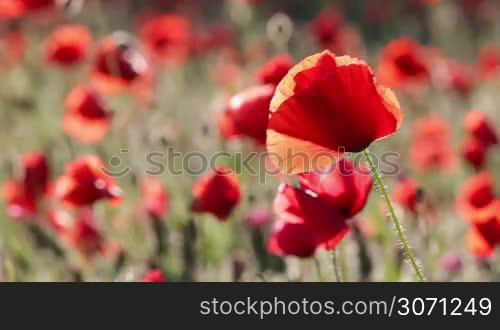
left=362, top=149, right=425, bottom=282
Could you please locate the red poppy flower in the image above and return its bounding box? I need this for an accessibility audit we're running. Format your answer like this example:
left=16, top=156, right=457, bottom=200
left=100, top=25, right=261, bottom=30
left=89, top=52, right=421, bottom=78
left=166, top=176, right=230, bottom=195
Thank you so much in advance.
left=191, top=167, right=241, bottom=220
left=2, top=180, right=37, bottom=219
left=139, top=269, right=165, bottom=282
left=457, top=172, right=496, bottom=219
left=22, top=152, right=50, bottom=194
left=62, top=208, right=104, bottom=257
left=54, top=155, right=122, bottom=208
left=0, top=0, right=55, bottom=18
left=266, top=50, right=402, bottom=175
left=139, top=14, right=192, bottom=64
left=63, top=86, right=111, bottom=144
left=464, top=110, right=498, bottom=148
left=378, top=38, right=429, bottom=88
left=462, top=137, right=487, bottom=170
left=310, top=9, right=362, bottom=56
left=221, top=84, right=274, bottom=145
left=478, top=44, right=500, bottom=78
left=268, top=158, right=372, bottom=258
left=446, top=61, right=474, bottom=96
left=92, top=33, right=150, bottom=95
left=393, top=179, right=422, bottom=214
left=191, top=25, right=233, bottom=56
left=1, top=152, right=50, bottom=220
left=0, top=26, right=25, bottom=68
left=44, top=24, right=91, bottom=67
left=20, top=0, right=56, bottom=12
left=255, top=54, right=293, bottom=86
left=140, top=177, right=169, bottom=220
left=410, top=115, right=455, bottom=172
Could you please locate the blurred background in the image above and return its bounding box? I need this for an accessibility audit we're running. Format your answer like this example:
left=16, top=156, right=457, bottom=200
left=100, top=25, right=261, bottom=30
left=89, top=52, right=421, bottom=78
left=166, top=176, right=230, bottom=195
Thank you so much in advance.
left=1, top=0, right=500, bottom=282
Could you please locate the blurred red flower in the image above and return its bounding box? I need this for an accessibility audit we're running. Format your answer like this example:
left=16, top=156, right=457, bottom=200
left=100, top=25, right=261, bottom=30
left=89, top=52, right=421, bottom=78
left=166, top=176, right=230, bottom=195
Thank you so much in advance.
left=410, top=115, right=455, bottom=172
left=54, top=155, right=122, bottom=208
left=191, top=167, right=241, bottom=220
left=255, top=54, right=294, bottom=86
left=478, top=44, right=500, bottom=78
left=467, top=227, right=495, bottom=259
left=462, top=137, right=487, bottom=170
left=2, top=152, right=50, bottom=220
left=139, top=14, right=192, bottom=64
left=220, top=84, right=274, bottom=145
left=191, top=25, right=233, bottom=56
left=0, top=25, right=26, bottom=68
left=393, top=179, right=422, bottom=214
left=457, top=172, right=496, bottom=220
left=50, top=208, right=105, bottom=257
left=268, top=158, right=372, bottom=258
left=378, top=38, right=429, bottom=88
left=0, top=0, right=56, bottom=19
left=45, top=24, right=91, bottom=67
left=267, top=50, right=402, bottom=175
left=310, top=9, right=361, bottom=55
left=464, top=110, right=498, bottom=148
left=63, top=86, right=111, bottom=144
left=139, top=269, right=166, bottom=282
left=140, top=177, right=169, bottom=220
left=464, top=199, right=500, bottom=259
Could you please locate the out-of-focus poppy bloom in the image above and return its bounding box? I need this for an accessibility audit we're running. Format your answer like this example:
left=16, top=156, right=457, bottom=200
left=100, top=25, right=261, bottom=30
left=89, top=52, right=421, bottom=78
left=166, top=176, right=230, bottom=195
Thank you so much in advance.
left=22, top=152, right=50, bottom=195
left=139, top=14, right=192, bottom=64
left=140, top=177, right=169, bottom=220
left=433, top=56, right=475, bottom=97
left=310, top=9, right=361, bottom=55
left=1, top=152, right=50, bottom=220
left=446, top=61, right=474, bottom=97
left=464, top=111, right=498, bottom=148
left=378, top=38, right=429, bottom=88
left=63, top=86, right=111, bottom=144
left=467, top=228, right=495, bottom=259
left=0, top=0, right=56, bottom=19
left=267, top=50, right=402, bottom=175
left=191, top=25, right=233, bottom=56
left=457, top=172, right=496, bottom=219
left=92, top=32, right=150, bottom=96
left=62, top=208, right=104, bottom=257
left=310, top=9, right=344, bottom=48
left=255, top=54, right=293, bottom=86
left=2, top=180, right=37, bottom=219
left=410, top=115, right=455, bottom=172
left=440, top=253, right=463, bottom=273
left=393, top=179, right=423, bottom=214
left=54, top=155, right=122, bottom=208
left=478, top=44, right=500, bottom=78
left=468, top=201, right=500, bottom=246
left=44, top=24, right=91, bottom=67
left=268, top=158, right=372, bottom=258
left=191, top=167, right=241, bottom=220
left=139, top=269, right=165, bottom=282
left=221, top=84, right=274, bottom=145
left=245, top=206, right=271, bottom=229
left=462, top=137, right=487, bottom=170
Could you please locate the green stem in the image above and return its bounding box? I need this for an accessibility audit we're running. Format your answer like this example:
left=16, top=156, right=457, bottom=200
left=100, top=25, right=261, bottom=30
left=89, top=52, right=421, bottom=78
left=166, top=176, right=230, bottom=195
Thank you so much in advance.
left=331, top=249, right=342, bottom=282
left=362, top=149, right=425, bottom=282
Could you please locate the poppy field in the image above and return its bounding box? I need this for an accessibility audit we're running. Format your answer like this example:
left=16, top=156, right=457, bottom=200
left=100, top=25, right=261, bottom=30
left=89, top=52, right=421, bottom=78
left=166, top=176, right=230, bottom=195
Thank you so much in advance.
left=1, top=0, right=500, bottom=282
